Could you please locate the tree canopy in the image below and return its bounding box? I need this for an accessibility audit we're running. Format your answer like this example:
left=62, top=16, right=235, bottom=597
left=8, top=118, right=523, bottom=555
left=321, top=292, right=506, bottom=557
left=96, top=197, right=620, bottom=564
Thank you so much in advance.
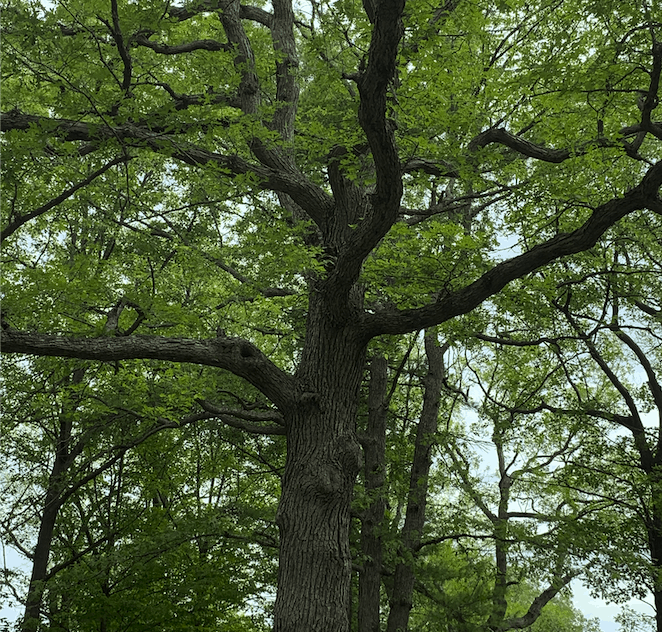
left=1, top=0, right=661, bottom=630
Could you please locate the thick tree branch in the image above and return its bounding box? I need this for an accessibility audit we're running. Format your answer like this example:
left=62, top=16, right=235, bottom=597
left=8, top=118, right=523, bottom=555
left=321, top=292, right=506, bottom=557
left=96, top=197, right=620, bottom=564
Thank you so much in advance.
left=106, top=0, right=132, bottom=93
left=220, top=0, right=260, bottom=118
left=329, top=0, right=406, bottom=296
left=468, top=127, right=615, bottom=162
left=498, top=572, right=579, bottom=631
left=640, top=42, right=662, bottom=136
left=362, top=159, right=662, bottom=338
left=134, top=34, right=231, bottom=54
left=269, top=0, right=299, bottom=142
left=238, top=4, right=274, bottom=27
left=0, top=111, right=333, bottom=222
left=0, top=330, right=296, bottom=412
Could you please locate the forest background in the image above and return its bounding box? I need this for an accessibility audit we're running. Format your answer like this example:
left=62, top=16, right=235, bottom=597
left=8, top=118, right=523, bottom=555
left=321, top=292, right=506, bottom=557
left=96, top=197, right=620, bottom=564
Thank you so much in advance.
left=1, top=0, right=661, bottom=631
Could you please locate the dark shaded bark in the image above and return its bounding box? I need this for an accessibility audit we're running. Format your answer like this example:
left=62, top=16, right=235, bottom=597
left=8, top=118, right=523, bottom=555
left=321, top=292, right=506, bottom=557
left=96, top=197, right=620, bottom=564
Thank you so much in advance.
left=358, top=355, right=388, bottom=632
left=650, top=522, right=662, bottom=632
left=386, top=334, right=446, bottom=632
left=273, top=294, right=366, bottom=632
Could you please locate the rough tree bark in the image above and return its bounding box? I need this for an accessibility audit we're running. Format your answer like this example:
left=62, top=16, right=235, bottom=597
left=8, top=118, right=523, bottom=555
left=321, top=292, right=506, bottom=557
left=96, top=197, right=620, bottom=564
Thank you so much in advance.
left=274, top=294, right=367, bottom=631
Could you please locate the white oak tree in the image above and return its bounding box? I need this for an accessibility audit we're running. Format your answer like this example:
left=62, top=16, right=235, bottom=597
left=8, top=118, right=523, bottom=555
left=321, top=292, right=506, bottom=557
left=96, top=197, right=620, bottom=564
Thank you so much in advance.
left=2, top=0, right=661, bottom=629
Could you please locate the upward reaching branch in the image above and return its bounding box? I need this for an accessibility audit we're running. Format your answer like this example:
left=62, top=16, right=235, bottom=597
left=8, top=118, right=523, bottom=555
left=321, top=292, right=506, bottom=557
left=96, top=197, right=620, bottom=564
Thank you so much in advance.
left=362, top=160, right=662, bottom=338
left=328, top=0, right=407, bottom=295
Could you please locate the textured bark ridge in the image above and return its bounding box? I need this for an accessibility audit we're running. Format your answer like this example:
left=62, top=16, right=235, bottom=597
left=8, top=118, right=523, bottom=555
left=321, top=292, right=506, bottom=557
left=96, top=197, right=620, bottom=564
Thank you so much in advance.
left=387, top=334, right=446, bottom=632
left=358, top=356, right=388, bottom=632
left=274, top=295, right=366, bottom=632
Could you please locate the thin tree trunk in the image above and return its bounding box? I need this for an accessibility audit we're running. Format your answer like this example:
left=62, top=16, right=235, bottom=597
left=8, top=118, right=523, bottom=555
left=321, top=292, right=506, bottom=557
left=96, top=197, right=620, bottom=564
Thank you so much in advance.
left=22, top=427, right=71, bottom=632
left=22, top=370, right=85, bottom=632
left=386, top=334, right=446, bottom=632
left=487, top=427, right=512, bottom=631
left=358, top=355, right=388, bottom=632
left=22, top=481, right=64, bottom=632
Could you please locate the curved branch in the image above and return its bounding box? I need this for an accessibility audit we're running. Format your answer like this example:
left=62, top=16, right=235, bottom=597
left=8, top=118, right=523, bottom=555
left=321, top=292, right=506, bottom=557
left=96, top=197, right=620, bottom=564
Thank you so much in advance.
left=362, top=159, right=662, bottom=338
left=329, top=0, right=406, bottom=296
left=468, top=127, right=615, bottom=163
left=0, top=329, right=296, bottom=412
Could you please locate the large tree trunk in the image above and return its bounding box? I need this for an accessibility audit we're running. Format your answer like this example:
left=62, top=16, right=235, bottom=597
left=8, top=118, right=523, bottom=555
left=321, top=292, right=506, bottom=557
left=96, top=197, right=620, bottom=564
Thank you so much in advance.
left=648, top=471, right=662, bottom=632
left=273, top=295, right=366, bottom=632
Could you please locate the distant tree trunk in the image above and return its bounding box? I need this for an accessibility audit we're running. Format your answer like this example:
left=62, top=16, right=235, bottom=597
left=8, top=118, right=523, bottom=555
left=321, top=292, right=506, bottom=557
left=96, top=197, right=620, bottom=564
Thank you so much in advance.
left=487, top=423, right=512, bottom=632
left=386, top=333, right=446, bottom=632
left=22, top=370, right=85, bottom=632
left=273, top=294, right=366, bottom=632
left=358, top=355, right=388, bottom=632
left=22, top=427, right=73, bottom=632
left=22, top=471, right=65, bottom=632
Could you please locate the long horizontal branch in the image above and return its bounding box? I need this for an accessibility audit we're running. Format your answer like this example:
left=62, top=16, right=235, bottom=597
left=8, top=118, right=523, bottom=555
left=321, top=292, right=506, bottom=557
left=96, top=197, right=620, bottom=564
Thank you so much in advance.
left=0, top=330, right=296, bottom=412
left=469, top=126, right=616, bottom=162
left=134, top=34, right=231, bottom=55
left=362, top=159, right=662, bottom=338
left=0, top=110, right=333, bottom=223
left=475, top=332, right=576, bottom=347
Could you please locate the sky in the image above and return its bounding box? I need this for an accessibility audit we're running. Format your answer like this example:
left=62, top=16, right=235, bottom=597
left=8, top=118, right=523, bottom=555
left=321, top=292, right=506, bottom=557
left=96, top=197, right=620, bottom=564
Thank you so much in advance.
left=574, top=583, right=653, bottom=632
